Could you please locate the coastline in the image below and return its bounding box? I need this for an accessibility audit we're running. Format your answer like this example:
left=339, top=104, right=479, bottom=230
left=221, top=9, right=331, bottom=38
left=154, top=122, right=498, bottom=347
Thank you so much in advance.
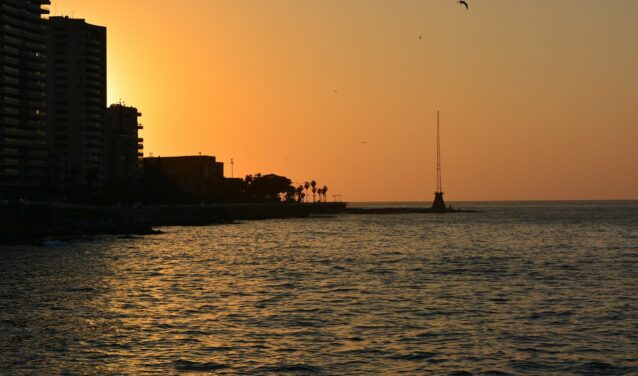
left=0, top=201, right=347, bottom=245
left=344, top=207, right=478, bottom=214
left=0, top=201, right=482, bottom=245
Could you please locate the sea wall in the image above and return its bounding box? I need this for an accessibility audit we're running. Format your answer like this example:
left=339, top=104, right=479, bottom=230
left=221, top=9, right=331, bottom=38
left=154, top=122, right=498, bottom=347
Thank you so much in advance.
left=139, top=202, right=346, bottom=225
left=0, top=201, right=348, bottom=244
left=139, top=203, right=308, bottom=226
left=0, top=202, right=154, bottom=244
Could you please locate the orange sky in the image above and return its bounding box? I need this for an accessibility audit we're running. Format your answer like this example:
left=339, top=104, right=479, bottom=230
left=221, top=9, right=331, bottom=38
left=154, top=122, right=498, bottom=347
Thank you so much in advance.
left=53, top=0, right=638, bottom=201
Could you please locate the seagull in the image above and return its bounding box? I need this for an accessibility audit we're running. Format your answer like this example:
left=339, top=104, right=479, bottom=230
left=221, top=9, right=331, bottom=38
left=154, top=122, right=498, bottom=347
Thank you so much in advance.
left=458, top=0, right=469, bottom=10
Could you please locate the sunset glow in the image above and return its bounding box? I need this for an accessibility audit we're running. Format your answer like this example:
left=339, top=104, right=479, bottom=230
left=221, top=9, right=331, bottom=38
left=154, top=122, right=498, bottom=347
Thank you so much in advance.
left=53, top=0, right=638, bottom=201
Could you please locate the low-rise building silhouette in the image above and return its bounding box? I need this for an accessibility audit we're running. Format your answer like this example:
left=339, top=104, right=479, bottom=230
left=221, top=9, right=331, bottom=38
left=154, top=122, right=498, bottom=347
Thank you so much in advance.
left=0, top=0, right=50, bottom=198
left=143, top=156, right=224, bottom=203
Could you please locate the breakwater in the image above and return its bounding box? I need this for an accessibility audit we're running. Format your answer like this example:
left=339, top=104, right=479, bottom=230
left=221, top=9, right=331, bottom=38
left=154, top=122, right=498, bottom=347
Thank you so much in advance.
left=0, top=201, right=348, bottom=244
left=0, top=202, right=155, bottom=245
left=141, top=202, right=347, bottom=226
left=0, top=201, right=480, bottom=245
left=344, top=207, right=477, bottom=214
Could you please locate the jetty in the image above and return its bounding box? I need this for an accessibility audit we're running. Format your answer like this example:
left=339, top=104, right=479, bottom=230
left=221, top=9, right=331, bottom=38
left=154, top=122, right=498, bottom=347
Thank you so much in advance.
left=344, top=206, right=475, bottom=215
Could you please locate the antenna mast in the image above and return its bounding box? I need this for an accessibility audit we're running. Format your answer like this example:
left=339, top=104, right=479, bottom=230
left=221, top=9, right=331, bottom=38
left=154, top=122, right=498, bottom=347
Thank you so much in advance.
left=431, top=110, right=447, bottom=212
left=436, top=110, right=442, bottom=193
left=231, top=158, right=234, bottom=178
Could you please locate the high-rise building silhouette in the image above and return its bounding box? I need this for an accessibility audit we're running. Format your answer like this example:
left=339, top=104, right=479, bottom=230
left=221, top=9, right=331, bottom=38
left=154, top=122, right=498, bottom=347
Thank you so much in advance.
left=46, top=16, right=106, bottom=197
left=105, top=104, right=143, bottom=199
left=0, top=0, right=50, bottom=198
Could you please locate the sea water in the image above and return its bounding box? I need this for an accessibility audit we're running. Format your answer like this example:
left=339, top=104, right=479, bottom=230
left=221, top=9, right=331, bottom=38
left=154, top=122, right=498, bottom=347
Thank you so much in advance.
left=1, top=201, right=637, bottom=375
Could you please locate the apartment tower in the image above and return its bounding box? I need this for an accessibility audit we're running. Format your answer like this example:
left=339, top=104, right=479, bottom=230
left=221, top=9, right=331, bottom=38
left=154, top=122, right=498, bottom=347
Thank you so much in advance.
left=46, top=16, right=106, bottom=197
left=0, top=0, right=50, bottom=198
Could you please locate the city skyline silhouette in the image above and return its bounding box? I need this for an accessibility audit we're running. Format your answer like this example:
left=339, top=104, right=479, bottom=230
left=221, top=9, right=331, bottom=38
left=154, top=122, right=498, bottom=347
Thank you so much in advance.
left=48, top=0, right=638, bottom=201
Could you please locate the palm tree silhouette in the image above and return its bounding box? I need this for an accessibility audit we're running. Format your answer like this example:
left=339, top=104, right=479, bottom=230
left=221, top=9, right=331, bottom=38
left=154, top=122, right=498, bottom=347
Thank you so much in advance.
left=311, top=180, right=317, bottom=203
left=304, top=181, right=310, bottom=203
left=321, top=186, right=328, bottom=203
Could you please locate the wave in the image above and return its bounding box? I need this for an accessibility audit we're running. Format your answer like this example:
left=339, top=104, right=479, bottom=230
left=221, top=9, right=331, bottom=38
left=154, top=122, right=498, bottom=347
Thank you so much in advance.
left=389, top=352, right=440, bottom=361
left=256, top=364, right=322, bottom=373
left=569, top=361, right=636, bottom=374
left=173, top=360, right=230, bottom=372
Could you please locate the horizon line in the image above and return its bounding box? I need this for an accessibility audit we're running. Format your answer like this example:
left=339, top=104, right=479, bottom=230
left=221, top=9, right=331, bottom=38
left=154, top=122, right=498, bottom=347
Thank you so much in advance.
left=349, top=199, right=638, bottom=203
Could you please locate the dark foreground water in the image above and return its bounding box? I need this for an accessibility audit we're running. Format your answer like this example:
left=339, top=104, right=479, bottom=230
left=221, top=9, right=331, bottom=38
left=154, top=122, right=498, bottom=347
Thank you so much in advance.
left=1, top=201, right=637, bottom=375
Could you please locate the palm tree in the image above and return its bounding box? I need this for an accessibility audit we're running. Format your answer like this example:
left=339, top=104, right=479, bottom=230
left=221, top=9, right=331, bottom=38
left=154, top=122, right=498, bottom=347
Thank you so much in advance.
left=285, top=186, right=296, bottom=202
left=321, top=186, right=328, bottom=202
left=304, top=181, right=310, bottom=203
left=311, top=180, right=317, bottom=203
left=296, top=185, right=304, bottom=203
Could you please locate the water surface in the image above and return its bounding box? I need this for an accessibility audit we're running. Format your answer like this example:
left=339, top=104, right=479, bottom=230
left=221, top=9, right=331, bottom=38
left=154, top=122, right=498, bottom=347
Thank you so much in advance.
left=1, top=201, right=637, bottom=374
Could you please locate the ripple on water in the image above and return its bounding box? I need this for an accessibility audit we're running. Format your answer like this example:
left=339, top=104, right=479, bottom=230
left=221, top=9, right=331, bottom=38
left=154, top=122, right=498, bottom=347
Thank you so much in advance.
left=569, top=361, right=636, bottom=375
left=482, top=371, right=512, bottom=376
left=255, top=364, right=323, bottom=374
left=173, top=359, right=230, bottom=372
left=389, top=351, right=440, bottom=361
left=1, top=202, right=637, bottom=374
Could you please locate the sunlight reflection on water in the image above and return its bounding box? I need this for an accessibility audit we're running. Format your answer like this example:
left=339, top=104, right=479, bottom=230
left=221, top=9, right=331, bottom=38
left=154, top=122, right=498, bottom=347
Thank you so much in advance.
left=1, top=202, right=637, bottom=374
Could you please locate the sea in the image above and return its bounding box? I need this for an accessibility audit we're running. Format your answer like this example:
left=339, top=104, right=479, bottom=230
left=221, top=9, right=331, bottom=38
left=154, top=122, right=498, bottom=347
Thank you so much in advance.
left=1, top=201, right=637, bottom=375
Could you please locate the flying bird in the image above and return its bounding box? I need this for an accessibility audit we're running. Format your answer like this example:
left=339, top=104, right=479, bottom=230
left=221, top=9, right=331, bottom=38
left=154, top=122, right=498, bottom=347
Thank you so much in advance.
left=458, top=0, right=469, bottom=10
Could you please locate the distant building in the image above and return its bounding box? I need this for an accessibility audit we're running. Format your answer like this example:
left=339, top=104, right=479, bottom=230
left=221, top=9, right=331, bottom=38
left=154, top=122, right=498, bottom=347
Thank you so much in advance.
left=104, top=104, right=143, bottom=194
left=0, top=0, right=50, bottom=198
left=143, top=156, right=224, bottom=200
left=46, top=16, right=107, bottom=196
